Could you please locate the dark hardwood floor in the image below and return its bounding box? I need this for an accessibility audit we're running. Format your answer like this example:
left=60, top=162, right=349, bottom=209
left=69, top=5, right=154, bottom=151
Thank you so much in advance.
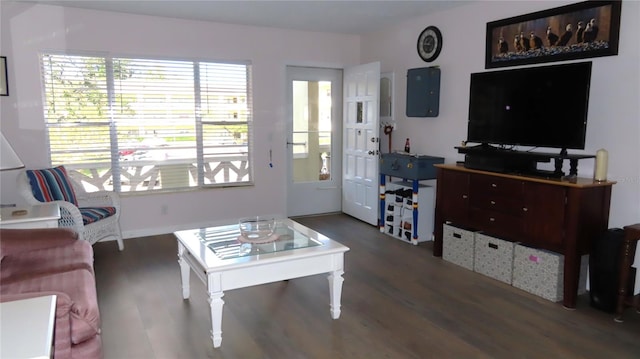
left=93, top=214, right=640, bottom=359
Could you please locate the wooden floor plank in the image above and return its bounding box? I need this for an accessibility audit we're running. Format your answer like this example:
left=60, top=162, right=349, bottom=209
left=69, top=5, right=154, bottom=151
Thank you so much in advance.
left=94, top=214, right=640, bottom=359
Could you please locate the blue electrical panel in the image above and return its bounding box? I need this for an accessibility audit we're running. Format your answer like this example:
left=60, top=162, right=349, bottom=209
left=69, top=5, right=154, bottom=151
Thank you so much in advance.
left=406, top=67, right=440, bottom=117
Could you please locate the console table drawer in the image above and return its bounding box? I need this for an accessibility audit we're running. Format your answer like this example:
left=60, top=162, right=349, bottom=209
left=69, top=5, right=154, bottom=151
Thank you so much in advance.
left=470, top=194, right=523, bottom=214
left=471, top=174, right=523, bottom=197
left=470, top=208, right=522, bottom=240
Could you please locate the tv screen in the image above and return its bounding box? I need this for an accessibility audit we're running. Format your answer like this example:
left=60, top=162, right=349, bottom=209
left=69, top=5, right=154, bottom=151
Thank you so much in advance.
left=467, top=62, right=592, bottom=150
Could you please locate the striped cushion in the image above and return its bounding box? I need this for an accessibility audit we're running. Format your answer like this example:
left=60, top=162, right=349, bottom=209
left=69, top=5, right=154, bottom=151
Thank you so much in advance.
left=80, top=207, right=116, bottom=225
left=26, top=166, right=78, bottom=206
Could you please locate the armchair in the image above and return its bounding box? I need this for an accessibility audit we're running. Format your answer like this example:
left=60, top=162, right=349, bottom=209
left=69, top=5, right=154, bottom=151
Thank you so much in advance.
left=17, top=166, right=124, bottom=251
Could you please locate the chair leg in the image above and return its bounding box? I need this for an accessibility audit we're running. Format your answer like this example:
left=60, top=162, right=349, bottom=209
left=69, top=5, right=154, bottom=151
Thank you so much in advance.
left=114, top=222, right=124, bottom=251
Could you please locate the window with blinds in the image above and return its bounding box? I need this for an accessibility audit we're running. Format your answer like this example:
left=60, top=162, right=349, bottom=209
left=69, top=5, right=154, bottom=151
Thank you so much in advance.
left=40, top=53, right=252, bottom=193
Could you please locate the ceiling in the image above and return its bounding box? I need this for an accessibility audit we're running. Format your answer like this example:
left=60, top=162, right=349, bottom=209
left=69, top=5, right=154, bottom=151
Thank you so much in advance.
left=17, top=0, right=472, bottom=35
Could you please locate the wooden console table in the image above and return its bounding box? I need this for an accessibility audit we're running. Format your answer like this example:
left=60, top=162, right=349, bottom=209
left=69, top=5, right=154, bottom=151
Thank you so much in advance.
left=433, top=164, right=615, bottom=309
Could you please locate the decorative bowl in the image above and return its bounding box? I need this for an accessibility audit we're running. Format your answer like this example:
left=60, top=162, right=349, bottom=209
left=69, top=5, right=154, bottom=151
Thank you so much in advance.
left=238, top=217, right=277, bottom=242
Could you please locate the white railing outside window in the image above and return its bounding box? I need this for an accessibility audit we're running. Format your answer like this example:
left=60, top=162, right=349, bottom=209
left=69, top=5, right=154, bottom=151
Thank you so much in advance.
left=40, top=53, right=253, bottom=193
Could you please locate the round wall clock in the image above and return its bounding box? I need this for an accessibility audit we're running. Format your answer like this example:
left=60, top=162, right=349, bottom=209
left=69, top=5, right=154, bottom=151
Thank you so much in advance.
left=417, top=26, right=443, bottom=62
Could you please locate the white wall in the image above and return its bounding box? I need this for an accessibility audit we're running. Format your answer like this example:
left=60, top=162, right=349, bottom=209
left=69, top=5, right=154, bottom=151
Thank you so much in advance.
left=0, top=2, right=360, bottom=237
left=361, top=1, right=640, bottom=228
left=1, top=1, right=638, bottom=237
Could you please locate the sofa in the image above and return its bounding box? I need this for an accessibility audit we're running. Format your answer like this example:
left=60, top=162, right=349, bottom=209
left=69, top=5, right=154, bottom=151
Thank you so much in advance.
left=0, top=228, right=102, bottom=359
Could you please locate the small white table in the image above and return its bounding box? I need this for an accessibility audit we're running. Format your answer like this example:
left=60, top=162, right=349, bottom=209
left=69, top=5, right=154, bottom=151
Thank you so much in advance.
left=0, top=203, right=60, bottom=229
left=175, top=218, right=349, bottom=348
left=0, top=295, right=57, bottom=359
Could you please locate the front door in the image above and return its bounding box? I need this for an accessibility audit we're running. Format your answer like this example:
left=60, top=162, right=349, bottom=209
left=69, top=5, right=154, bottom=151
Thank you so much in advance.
left=342, top=62, right=380, bottom=226
left=286, top=66, right=343, bottom=217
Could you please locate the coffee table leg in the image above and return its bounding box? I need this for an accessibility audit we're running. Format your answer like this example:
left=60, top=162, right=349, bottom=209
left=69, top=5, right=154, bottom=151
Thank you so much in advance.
left=177, top=243, right=190, bottom=299
left=208, top=291, right=225, bottom=348
left=327, top=270, right=344, bottom=319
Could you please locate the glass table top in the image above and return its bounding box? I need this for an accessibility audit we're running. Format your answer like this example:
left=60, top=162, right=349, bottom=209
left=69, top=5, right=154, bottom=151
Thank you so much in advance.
left=194, top=221, right=322, bottom=260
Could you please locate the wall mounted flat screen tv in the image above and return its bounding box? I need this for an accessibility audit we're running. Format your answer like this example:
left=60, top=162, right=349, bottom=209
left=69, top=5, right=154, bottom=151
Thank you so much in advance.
left=467, top=61, right=592, bottom=150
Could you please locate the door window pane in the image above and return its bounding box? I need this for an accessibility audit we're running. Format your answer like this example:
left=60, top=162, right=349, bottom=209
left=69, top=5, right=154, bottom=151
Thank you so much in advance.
left=292, top=80, right=332, bottom=182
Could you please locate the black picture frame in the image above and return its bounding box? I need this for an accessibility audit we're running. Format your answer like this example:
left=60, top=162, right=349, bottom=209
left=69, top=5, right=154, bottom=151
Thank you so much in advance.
left=485, top=1, right=622, bottom=69
left=0, top=56, right=7, bottom=96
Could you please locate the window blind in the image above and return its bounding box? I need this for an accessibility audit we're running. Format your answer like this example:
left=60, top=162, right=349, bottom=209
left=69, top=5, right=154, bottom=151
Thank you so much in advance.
left=40, top=53, right=252, bottom=193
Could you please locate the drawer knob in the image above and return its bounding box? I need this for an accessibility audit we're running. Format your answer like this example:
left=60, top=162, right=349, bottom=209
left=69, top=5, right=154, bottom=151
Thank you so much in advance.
left=490, top=200, right=496, bottom=205
left=522, top=207, right=528, bottom=212
left=462, top=194, right=468, bottom=199
left=489, top=217, right=495, bottom=222
left=491, top=183, right=497, bottom=188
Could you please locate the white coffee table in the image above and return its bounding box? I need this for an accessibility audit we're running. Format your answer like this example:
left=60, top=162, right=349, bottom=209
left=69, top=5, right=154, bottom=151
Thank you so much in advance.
left=174, top=218, right=349, bottom=348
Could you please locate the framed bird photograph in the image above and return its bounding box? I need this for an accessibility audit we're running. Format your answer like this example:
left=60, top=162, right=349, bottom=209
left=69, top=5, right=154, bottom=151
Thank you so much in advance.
left=485, top=0, right=622, bottom=69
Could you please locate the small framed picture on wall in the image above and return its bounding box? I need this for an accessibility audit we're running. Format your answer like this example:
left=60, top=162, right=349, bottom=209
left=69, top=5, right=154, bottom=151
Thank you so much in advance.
left=0, top=56, right=8, bottom=96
